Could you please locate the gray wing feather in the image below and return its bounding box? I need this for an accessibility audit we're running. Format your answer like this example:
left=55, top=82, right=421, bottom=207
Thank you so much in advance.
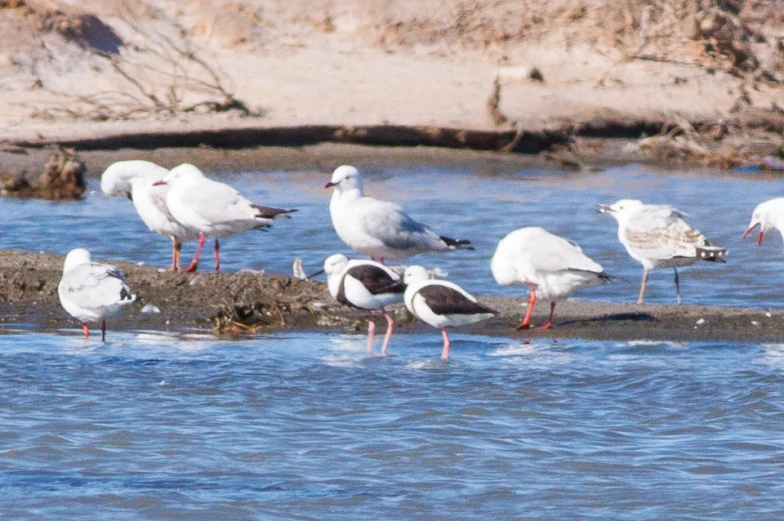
left=357, top=198, right=443, bottom=250
left=60, top=263, right=134, bottom=309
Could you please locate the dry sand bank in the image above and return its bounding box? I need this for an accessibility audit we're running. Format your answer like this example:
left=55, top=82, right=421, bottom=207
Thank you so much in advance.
left=2, top=250, right=782, bottom=344
left=0, top=1, right=783, bottom=172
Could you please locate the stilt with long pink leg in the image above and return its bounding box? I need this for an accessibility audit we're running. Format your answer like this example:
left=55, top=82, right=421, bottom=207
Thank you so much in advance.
left=312, top=254, right=406, bottom=355
left=403, top=266, right=496, bottom=361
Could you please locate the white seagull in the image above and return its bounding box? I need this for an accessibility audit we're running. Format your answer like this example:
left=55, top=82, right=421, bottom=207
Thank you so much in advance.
left=744, top=198, right=784, bottom=246
left=403, top=266, right=497, bottom=360
left=156, top=164, right=297, bottom=272
left=491, top=227, right=610, bottom=330
left=58, top=248, right=136, bottom=341
left=315, top=253, right=406, bottom=354
left=600, top=199, right=727, bottom=304
left=101, top=160, right=199, bottom=271
left=326, top=165, right=472, bottom=263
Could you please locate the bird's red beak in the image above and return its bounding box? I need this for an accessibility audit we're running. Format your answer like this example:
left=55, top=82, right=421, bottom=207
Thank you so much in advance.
left=758, top=230, right=765, bottom=246
left=324, top=181, right=336, bottom=188
left=152, top=180, right=167, bottom=186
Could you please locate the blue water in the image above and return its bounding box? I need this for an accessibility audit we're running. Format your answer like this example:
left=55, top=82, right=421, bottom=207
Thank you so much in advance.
left=3, top=164, right=784, bottom=518
left=1, top=331, right=784, bottom=519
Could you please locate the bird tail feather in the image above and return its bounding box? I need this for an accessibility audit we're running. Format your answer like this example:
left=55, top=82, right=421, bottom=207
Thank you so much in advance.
left=440, top=236, right=474, bottom=251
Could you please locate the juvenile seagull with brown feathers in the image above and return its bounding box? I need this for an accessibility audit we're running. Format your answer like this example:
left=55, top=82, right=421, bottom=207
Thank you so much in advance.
left=600, top=199, right=727, bottom=304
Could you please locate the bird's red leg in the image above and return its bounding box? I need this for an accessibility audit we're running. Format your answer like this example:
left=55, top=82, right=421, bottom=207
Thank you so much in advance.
left=517, top=287, right=537, bottom=330
left=367, top=313, right=376, bottom=353
left=82, top=323, right=89, bottom=339
left=441, top=329, right=451, bottom=360
left=381, top=310, right=395, bottom=354
left=537, top=302, right=556, bottom=330
left=183, top=233, right=205, bottom=273
left=101, top=320, right=106, bottom=342
left=214, top=239, right=221, bottom=273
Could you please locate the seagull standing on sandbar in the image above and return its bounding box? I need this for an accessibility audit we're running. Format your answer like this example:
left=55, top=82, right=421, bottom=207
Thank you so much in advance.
left=326, top=165, right=473, bottom=264
left=491, top=227, right=610, bottom=330
left=157, top=164, right=297, bottom=272
left=600, top=199, right=727, bottom=304
left=101, top=160, right=200, bottom=271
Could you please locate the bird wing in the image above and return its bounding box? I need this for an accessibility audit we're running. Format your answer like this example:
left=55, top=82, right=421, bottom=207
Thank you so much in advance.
left=524, top=230, right=604, bottom=275
left=355, top=197, right=441, bottom=250
left=417, top=283, right=496, bottom=315
left=346, top=264, right=404, bottom=295
left=60, top=263, right=134, bottom=309
left=177, top=179, right=259, bottom=226
left=624, top=205, right=708, bottom=259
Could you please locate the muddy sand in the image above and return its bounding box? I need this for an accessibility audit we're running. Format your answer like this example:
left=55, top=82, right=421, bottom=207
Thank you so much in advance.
left=1, top=250, right=782, bottom=344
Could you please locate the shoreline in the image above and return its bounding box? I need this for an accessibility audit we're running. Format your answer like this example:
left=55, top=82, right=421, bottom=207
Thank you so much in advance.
left=2, top=250, right=782, bottom=344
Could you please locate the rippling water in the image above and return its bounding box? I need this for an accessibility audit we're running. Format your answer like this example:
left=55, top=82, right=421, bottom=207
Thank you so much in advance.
left=3, top=164, right=784, bottom=518
left=2, top=331, right=784, bottom=519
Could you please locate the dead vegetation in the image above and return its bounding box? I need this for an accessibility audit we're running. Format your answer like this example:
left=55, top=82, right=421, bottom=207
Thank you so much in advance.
left=638, top=116, right=752, bottom=168
left=22, top=1, right=257, bottom=121
left=1, top=147, right=85, bottom=199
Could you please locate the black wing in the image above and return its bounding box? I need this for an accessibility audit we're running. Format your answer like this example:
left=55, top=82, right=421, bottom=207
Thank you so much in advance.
left=418, top=285, right=496, bottom=315
left=346, top=265, right=404, bottom=295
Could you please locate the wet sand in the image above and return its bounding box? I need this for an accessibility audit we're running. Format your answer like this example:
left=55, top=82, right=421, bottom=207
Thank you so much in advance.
left=2, top=250, right=781, bottom=343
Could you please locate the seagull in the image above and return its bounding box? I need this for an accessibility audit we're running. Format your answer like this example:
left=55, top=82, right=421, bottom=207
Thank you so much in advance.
left=403, top=266, right=497, bottom=360
left=600, top=199, right=727, bottom=304
left=326, top=165, right=473, bottom=263
left=58, top=248, right=136, bottom=341
left=744, top=198, right=784, bottom=245
left=156, top=164, right=297, bottom=272
left=312, top=253, right=406, bottom=354
left=491, top=227, right=610, bottom=330
left=101, top=160, right=199, bottom=271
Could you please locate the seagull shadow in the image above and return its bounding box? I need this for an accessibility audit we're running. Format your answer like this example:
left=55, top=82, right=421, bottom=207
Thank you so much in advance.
left=558, top=312, right=658, bottom=327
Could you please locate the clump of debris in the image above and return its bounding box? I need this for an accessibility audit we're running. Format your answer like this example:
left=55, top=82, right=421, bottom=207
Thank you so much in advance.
left=1, top=147, right=86, bottom=200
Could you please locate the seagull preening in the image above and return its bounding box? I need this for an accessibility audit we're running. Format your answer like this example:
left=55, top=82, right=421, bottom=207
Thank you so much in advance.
left=326, top=165, right=473, bottom=263
left=491, top=227, right=610, bottom=330
left=403, top=266, right=497, bottom=360
left=316, top=253, right=406, bottom=354
left=600, top=199, right=727, bottom=304
left=744, top=198, right=784, bottom=246
left=58, top=248, right=136, bottom=341
left=101, top=160, right=199, bottom=271
left=156, top=164, right=297, bottom=272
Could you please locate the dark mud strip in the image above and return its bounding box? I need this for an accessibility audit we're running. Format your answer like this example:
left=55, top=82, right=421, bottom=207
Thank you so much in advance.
left=8, top=124, right=573, bottom=154
left=1, top=250, right=782, bottom=343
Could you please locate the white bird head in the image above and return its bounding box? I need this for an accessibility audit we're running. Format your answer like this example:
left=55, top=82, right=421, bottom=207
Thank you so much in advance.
left=323, top=253, right=349, bottom=275
left=100, top=160, right=168, bottom=197
left=63, top=248, right=92, bottom=273
left=403, top=265, right=430, bottom=285
left=598, top=199, right=645, bottom=221
left=325, top=165, right=363, bottom=193
left=744, top=198, right=784, bottom=245
left=157, top=163, right=206, bottom=186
